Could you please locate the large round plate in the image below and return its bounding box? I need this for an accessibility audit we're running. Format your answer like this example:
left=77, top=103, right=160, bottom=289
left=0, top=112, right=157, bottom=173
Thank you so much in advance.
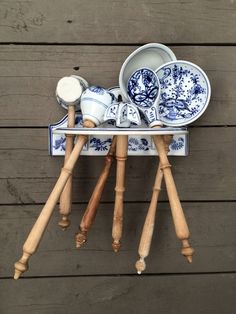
left=156, top=60, right=211, bottom=126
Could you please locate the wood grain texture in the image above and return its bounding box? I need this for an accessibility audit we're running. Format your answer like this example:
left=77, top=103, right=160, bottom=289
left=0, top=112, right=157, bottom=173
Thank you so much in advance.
left=0, top=0, right=235, bottom=309
left=0, top=0, right=236, bottom=44
left=0, top=274, right=235, bottom=314
left=0, top=127, right=235, bottom=204
left=0, top=45, right=236, bottom=126
left=1, top=202, right=235, bottom=277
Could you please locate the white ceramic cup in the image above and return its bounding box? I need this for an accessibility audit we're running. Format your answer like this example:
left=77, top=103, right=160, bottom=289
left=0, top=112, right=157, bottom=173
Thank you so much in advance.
left=119, top=43, right=177, bottom=100
left=56, top=76, right=88, bottom=110
left=80, top=86, right=113, bottom=126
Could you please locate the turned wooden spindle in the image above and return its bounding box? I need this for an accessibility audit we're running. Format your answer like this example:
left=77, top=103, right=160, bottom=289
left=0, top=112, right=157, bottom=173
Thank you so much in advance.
left=152, top=130, right=194, bottom=262
left=112, top=135, right=128, bottom=252
left=58, top=105, right=76, bottom=230
left=135, top=135, right=172, bottom=274
left=14, top=120, right=94, bottom=280
left=75, top=136, right=117, bottom=248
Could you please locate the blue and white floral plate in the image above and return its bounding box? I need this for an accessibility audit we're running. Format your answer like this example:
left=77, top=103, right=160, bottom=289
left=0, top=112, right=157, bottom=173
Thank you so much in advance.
left=156, top=60, right=211, bottom=126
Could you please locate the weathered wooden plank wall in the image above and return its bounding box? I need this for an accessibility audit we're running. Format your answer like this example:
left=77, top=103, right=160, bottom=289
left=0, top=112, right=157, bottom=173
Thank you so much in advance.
left=0, top=0, right=235, bottom=313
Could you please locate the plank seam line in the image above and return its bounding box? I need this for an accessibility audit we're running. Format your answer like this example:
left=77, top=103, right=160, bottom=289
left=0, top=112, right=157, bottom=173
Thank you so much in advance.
left=0, top=42, right=236, bottom=47
left=1, top=125, right=236, bottom=130
left=0, top=200, right=236, bottom=207
left=1, top=271, right=236, bottom=280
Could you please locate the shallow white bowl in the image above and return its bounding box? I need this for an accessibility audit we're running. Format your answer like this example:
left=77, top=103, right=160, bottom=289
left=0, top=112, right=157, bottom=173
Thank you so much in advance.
left=119, top=43, right=176, bottom=100
left=156, top=60, right=211, bottom=126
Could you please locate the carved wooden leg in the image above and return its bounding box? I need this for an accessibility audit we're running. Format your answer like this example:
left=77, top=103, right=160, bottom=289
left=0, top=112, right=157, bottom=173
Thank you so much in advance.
left=58, top=105, right=75, bottom=230
left=152, top=132, right=194, bottom=262
left=112, top=135, right=128, bottom=252
left=135, top=136, right=172, bottom=274
left=14, top=120, right=94, bottom=279
left=135, top=164, right=163, bottom=274
left=75, top=136, right=117, bottom=248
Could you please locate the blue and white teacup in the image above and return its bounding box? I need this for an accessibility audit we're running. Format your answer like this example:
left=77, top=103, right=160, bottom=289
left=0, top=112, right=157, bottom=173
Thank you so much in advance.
left=80, top=86, right=113, bottom=126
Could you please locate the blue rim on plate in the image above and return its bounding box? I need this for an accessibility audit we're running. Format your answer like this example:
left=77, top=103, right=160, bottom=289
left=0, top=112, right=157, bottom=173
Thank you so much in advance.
left=155, top=60, right=211, bottom=127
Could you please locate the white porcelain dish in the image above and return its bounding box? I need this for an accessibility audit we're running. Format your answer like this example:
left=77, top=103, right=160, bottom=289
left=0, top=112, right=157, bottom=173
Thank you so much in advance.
left=156, top=60, right=211, bottom=126
left=119, top=43, right=177, bottom=100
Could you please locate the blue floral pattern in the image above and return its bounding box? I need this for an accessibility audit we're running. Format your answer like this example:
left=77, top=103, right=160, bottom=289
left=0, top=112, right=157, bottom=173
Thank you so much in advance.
left=170, top=137, right=184, bottom=150
left=53, top=137, right=66, bottom=151
left=128, top=137, right=150, bottom=151
left=127, top=68, right=159, bottom=108
left=90, top=138, right=112, bottom=151
left=156, top=62, right=209, bottom=126
left=49, top=113, right=188, bottom=156
left=89, top=86, right=106, bottom=95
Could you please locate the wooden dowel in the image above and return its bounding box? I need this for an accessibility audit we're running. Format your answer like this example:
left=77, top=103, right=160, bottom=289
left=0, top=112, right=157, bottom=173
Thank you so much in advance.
left=58, top=105, right=76, bottom=230
left=75, top=136, right=117, bottom=248
left=135, top=164, right=163, bottom=274
left=135, top=135, right=172, bottom=274
left=112, top=135, right=128, bottom=252
left=152, top=130, right=194, bottom=262
left=14, top=120, right=94, bottom=280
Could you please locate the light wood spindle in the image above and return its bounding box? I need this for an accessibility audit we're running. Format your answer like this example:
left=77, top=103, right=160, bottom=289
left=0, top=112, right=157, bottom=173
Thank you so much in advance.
left=135, top=135, right=172, bottom=274
left=14, top=120, right=94, bottom=280
left=152, top=129, right=194, bottom=262
left=75, top=136, right=117, bottom=248
left=112, top=135, right=128, bottom=252
left=58, top=105, right=76, bottom=230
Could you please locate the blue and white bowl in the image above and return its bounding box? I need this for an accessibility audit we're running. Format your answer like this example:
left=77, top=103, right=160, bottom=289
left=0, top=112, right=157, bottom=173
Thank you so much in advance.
left=80, top=86, right=113, bottom=126
left=119, top=43, right=176, bottom=101
left=156, top=60, right=211, bottom=126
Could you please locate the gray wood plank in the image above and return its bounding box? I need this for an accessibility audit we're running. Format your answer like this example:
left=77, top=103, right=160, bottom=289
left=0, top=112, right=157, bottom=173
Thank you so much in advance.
left=0, top=45, right=235, bottom=126
left=1, top=202, right=235, bottom=277
left=0, top=274, right=235, bottom=314
left=0, top=127, right=235, bottom=203
left=0, top=0, right=236, bottom=44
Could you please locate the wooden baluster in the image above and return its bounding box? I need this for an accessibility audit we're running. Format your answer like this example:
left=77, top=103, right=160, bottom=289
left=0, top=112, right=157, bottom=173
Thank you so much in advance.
left=75, top=136, right=117, bottom=248
left=135, top=135, right=172, bottom=274
left=14, top=120, right=94, bottom=279
left=58, top=105, right=76, bottom=230
left=112, top=135, right=128, bottom=252
left=152, top=130, right=194, bottom=262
